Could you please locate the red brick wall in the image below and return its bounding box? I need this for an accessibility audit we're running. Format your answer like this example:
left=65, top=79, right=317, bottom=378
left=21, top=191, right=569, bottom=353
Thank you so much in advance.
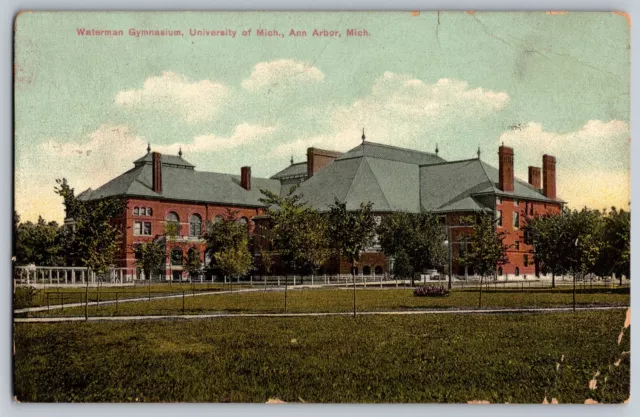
left=496, top=198, right=561, bottom=276
left=119, top=198, right=263, bottom=277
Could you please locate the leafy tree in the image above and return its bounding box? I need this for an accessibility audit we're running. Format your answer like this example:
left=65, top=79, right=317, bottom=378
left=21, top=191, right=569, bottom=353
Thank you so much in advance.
left=327, top=198, right=376, bottom=316
left=377, top=212, right=448, bottom=286
left=204, top=208, right=253, bottom=280
left=561, top=208, right=603, bottom=309
left=523, top=212, right=567, bottom=287
left=260, top=188, right=332, bottom=310
left=259, top=189, right=331, bottom=276
left=55, top=178, right=126, bottom=276
left=133, top=241, right=165, bottom=280
left=390, top=250, right=413, bottom=280
left=184, top=247, right=203, bottom=280
left=14, top=215, right=65, bottom=266
left=594, top=207, right=630, bottom=282
left=458, top=213, right=509, bottom=308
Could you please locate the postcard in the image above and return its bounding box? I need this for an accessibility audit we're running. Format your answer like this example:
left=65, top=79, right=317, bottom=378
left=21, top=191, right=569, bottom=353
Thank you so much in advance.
left=13, top=11, right=630, bottom=403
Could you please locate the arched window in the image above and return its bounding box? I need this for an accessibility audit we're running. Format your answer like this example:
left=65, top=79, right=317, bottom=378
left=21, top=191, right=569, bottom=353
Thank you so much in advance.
left=374, top=266, right=383, bottom=275
left=133, top=207, right=139, bottom=216
left=363, top=266, right=371, bottom=275
left=204, top=250, right=212, bottom=266
left=147, top=207, right=152, bottom=216
left=238, top=217, right=249, bottom=229
left=515, top=267, right=520, bottom=277
left=498, top=267, right=503, bottom=276
left=189, top=214, right=202, bottom=237
left=166, top=212, right=180, bottom=235
left=214, top=215, right=223, bottom=224
left=171, top=248, right=183, bottom=265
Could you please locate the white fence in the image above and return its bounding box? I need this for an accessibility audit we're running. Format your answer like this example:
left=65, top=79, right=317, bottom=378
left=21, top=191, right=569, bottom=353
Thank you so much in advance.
left=14, top=266, right=137, bottom=287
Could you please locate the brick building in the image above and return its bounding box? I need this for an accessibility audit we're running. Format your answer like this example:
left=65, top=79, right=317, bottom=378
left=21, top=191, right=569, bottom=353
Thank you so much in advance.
left=77, top=140, right=562, bottom=280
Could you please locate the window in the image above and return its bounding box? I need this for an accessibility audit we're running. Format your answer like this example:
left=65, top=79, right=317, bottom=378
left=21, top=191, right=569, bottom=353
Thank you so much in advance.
left=133, top=207, right=139, bottom=216
left=515, top=267, right=520, bottom=277
left=374, top=266, right=383, bottom=275
left=166, top=212, right=180, bottom=235
left=498, top=267, right=503, bottom=276
left=496, top=196, right=502, bottom=205
left=496, top=210, right=503, bottom=227
left=171, top=248, right=183, bottom=265
left=524, top=255, right=529, bottom=267
left=238, top=217, right=249, bottom=228
left=147, top=207, right=153, bottom=217
left=514, top=199, right=519, bottom=207
left=214, top=215, right=223, bottom=224
left=514, top=241, right=520, bottom=250
left=437, top=215, right=446, bottom=225
left=513, top=211, right=520, bottom=229
left=189, top=214, right=202, bottom=237
left=363, top=266, right=371, bottom=275
left=133, top=221, right=151, bottom=236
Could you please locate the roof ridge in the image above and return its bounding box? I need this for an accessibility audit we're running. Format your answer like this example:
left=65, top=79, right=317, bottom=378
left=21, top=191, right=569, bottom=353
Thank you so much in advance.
left=360, top=141, right=439, bottom=157
left=419, top=157, right=478, bottom=167
left=361, top=157, right=392, bottom=211
left=478, top=159, right=499, bottom=193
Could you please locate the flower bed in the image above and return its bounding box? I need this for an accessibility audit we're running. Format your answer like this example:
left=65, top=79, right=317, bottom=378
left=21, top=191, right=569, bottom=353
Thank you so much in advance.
left=413, top=285, right=450, bottom=297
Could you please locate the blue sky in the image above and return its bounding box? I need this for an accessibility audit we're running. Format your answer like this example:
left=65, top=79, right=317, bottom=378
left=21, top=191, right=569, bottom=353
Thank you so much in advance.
left=14, top=11, right=630, bottom=221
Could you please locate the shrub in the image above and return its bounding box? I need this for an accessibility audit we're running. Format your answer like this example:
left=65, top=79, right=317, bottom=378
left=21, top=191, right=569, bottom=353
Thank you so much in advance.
left=413, top=285, right=450, bottom=297
left=14, top=286, right=41, bottom=309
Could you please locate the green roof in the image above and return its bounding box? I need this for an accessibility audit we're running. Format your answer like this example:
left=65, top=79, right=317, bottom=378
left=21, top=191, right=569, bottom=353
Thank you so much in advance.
left=134, top=152, right=195, bottom=168
left=79, top=156, right=280, bottom=207
left=336, top=141, right=444, bottom=165
left=270, top=162, right=308, bottom=179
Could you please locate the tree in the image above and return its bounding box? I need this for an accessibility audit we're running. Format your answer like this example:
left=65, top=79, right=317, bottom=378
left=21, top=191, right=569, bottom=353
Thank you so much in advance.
left=594, top=207, right=630, bottom=283
left=55, top=178, right=126, bottom=276
left=15, top=215, right=65, bottom=266
left=561, top=208, right=603, bottom=310
left=133, top=241, right=165, bottom=280
left=327, top=198, right=376, bottom=317
left=377, top=212, right=448, bottom=286
left=260, top=188, right=332, bottom=310
left=458, top=214, right=509, bottom=308
left=204, top=208, right=253, bottom=280
left=523, top=212, right=567, bottom=287
left=184, top=247, right=203, bottom=280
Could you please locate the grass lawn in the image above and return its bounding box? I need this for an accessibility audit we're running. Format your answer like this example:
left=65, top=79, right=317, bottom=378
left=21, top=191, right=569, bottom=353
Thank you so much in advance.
left=13, top=309, right=630, bottom=403
left=22, top=286, right=630, bottom=318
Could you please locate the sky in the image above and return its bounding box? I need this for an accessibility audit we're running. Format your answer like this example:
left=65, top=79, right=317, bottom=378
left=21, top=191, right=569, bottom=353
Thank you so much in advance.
left=14, top=11, right=630, bottom=223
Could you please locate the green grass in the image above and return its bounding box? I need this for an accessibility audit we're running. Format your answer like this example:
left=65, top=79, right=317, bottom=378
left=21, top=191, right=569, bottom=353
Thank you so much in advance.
left=23, top=287, right=630, bottom=318
left=13, top=309, right=630, bottom=403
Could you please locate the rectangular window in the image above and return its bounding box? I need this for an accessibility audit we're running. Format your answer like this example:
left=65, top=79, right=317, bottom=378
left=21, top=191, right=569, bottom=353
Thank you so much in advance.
left=514, top=199, right=519, bottom=207
left=524, top=255, right=529, bottom=267
left=133, top=221, right=142, bottom=236
left=513, top=212, right=520, bottom=229
left=134, top=221, right=151, bottom=236
left=496, top=196, right=502, bottom=205
left=514, top=241, right=520, bottom=250
left=496, top=210, right=502, bottom=227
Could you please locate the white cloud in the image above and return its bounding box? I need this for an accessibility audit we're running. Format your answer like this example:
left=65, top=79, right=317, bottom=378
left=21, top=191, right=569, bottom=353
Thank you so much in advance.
left=154, top=123, right=278, bottom=154
left=115, top=71, right=230, bottom=122
left=271, top=72, right=509, bottom=156
left=499, top=120, right=630, bottom=171
left=241, top=59, right=325, bottom=91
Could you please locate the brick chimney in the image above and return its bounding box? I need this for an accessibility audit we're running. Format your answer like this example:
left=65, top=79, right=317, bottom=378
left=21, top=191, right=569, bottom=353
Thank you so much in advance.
left=498, top=145, right=514, bottom=192
left=241, top=166, right=251, bottom=190
left=307, top=147, right=341, bottom=178
left=542, top=155, right=556, bottom=200
left=528, top=166, right=541, bottom=189
left=152, top=152, right=162, bottom=193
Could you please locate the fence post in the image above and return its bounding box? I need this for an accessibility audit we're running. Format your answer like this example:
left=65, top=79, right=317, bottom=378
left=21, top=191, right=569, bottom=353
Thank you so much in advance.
left=116, top=292, right=119, bottom=314
left=46, top=293, right=49, bottom=311
left=85, top=283, right=88, bottom=321
left=182, top=291, right=185, bottom=313
left=61, top=293, right=64, bottom=311
left=312, top=274, right=314, bottom=286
